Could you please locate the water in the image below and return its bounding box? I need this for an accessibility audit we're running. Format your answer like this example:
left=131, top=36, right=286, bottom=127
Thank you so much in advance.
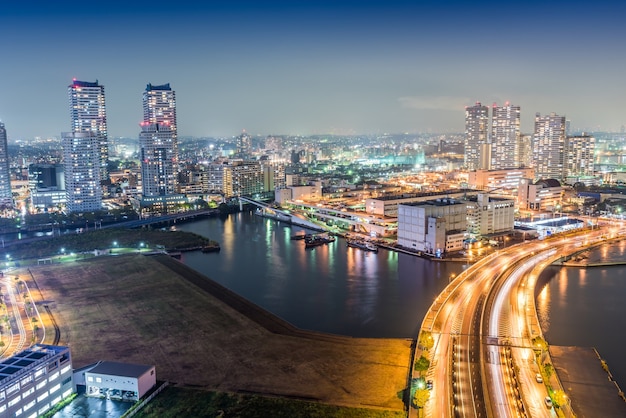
left=176, top=211, right=626, bottom=384
left=176, top=211, right=467, bottom=338
left=537, top=240, right=626, bottom=386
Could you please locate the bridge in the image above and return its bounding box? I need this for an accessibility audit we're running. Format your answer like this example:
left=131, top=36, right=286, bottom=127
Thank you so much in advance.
left=237, top=196, right=328, bottom=232
left=106, top=208, right=220, bottom=229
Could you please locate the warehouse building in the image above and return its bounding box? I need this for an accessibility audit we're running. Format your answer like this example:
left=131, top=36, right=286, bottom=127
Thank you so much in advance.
left=85, top=361, right=156, bottom=402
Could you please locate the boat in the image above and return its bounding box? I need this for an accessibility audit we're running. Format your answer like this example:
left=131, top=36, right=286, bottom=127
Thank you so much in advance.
left=304, top=234, right=335, bottom=248
left=346, top=239, right=378, bottom=253
left=291, top=233, right=310, bottom=240
left=201, top=245, right=221, bottom=253
left=346, top=239, right=362, bottom=249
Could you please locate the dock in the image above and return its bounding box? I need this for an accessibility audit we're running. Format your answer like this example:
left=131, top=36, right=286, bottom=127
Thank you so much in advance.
left=550, top=346, right=626, bottom=417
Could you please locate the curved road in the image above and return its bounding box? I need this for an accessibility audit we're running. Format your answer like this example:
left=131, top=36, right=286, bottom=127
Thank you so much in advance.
left=420, top=224, right=625, bottom=417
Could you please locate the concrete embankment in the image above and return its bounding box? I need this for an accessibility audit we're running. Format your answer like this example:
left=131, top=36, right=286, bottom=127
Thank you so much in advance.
left=561, top=260, right=626, bottom=268
left=153, top=254, right=367, bottom=343
left=550, top=346, right=626, bottom=417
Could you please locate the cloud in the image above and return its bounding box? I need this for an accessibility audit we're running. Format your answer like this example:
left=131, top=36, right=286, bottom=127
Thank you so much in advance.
left=398, top=96, right=470, bottom=111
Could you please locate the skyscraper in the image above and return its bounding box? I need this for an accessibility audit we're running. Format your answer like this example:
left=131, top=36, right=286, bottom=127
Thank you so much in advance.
left=490, top=102, right=521, bottom=170
left=139, top=123, right=176, bottom=197
left=138, top=84, right=186, bottom=214
left=68, top=79, right=109, bottom=182
left=533, top=112, right=566, bottom=180
left=0, top=122, right=12, bottom=207
left=62, top=132, right=102, bottom=212
left=143, top=83, right=177, bottom=166
left=464, top=102, right=489, bottom=171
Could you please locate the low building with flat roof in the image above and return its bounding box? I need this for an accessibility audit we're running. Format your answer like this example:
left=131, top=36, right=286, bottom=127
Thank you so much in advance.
left=85, top=361, right=156, bottom=402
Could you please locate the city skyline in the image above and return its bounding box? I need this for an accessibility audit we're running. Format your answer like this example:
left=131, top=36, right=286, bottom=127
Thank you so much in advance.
left=1, top=1, right=626, bottom=139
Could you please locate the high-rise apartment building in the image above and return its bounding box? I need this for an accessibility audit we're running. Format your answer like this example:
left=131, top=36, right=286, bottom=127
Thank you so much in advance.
left=68, top=79, right=109, bottom=181
left=533, top=112, right=566, bottom=180
left=519, top=134, right=533, bottom=168
left=464, top=102, right=489, bottom=170
left=0, top=122, right=12, bottom=207
left=206, top=162, right=226, bottom=193
left=490, top=102, right=521, bottom=169
left=226, top=160, right=265, bottom=197
left=566, top=134, right=595, bottom=178
left=62, top=132, right=102, bottom=212
left=139, top=123, right=176, bottom=197
left=143, top=83, right=177, bottom=166
left=236, top=131, right=252, bottom=158
left=137, top=85, right=185, bottom=214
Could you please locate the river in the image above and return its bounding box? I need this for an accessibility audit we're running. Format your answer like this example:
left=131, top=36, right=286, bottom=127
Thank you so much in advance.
left=176, top=211, right=626, bottom=386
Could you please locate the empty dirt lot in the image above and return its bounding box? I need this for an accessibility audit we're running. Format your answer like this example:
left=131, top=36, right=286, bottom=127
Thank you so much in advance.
left=21, top=254, right=411, bottom=411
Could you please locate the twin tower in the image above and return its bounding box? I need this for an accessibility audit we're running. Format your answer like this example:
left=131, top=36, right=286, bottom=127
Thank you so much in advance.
left=65, top=80, right=178, bottom=213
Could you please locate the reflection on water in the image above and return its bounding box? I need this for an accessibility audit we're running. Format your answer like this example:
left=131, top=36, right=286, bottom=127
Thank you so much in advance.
left=176, top=211, right=466, bottom=338
left=537, top=246, right=626, bottom=387
left=176, top=212, right=626, bottom=384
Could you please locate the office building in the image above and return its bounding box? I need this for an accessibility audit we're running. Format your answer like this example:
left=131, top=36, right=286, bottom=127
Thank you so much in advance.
left=143, top=83, right=177, bottom=166
left=68, top=79, right=109, bottom=181
left=28, top=164, right=66, bottom=210
left=464, top=102, right=489, bottom=170
left=533, top=112, right=566, bottom=180
left=490, top=102, right=521, bottom=169
left=466, top=193, right=515, bottom=236
left=0, top=344, right=73, bottom=418
left=62, top=132, right=102, bottom=212
left=518, top=178, right=563, bottom=211
left=0, top=123, right=12, bottom=207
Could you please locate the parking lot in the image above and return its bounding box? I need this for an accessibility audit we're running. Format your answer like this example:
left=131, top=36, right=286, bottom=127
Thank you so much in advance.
left=53, top=386, right=134, bottom=418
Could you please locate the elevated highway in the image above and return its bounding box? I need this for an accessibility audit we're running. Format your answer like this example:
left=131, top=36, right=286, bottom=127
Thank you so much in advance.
left=418, top=225, right=626, bottom=417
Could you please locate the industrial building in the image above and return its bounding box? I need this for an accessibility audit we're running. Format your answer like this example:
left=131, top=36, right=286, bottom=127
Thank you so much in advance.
left=397, top=198, right=467, bottom=256
left=84, top=361, right=156, bottom=402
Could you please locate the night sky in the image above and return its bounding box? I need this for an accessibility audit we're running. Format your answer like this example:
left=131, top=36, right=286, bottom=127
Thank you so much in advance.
left=1, top=0, right=625, bottom=139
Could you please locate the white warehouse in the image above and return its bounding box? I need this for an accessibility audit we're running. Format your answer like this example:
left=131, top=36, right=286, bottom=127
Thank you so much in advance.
left=85, top=361, right=156, bottom=402
left=397, top=198, right=467, bottom=256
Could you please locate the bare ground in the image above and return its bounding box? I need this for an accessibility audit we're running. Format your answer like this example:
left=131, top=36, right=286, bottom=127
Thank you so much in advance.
left=20, top=254, right=411, bottom=411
